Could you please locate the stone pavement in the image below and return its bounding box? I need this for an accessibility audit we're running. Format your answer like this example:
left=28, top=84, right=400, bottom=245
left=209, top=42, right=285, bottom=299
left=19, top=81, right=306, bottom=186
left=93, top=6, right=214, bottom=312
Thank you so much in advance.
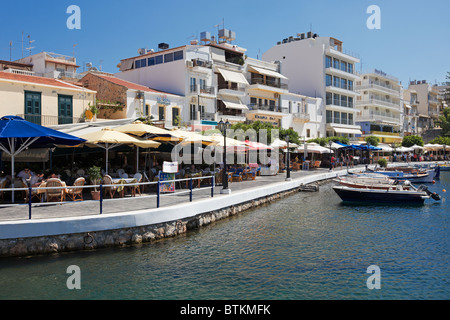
left=0, top=166, right=363, bottom=222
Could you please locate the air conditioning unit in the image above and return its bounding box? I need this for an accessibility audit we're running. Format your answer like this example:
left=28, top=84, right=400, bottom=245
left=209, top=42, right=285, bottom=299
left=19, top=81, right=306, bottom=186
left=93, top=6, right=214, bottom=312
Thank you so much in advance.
left=186, top=61, right=193, bottom=67
left=136, top=91, right=144, bottom=99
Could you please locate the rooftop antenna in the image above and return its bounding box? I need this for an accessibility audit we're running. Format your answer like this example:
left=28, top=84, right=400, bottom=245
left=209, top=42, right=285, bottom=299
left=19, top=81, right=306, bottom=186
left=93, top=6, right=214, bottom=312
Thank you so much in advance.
left=26, top=35, right=35, bottom=56
left=99, top=60, right=103, bottom=72
left=9, top=41, right=13, bottom=61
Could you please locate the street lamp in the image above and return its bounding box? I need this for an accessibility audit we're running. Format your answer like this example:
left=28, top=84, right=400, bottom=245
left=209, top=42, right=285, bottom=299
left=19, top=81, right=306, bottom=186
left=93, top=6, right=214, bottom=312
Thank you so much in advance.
left=218, top=119, right=231, bottom=194
left=285, top=135, right=291, bottom=181
left=328, top=140, right=333, bottom=171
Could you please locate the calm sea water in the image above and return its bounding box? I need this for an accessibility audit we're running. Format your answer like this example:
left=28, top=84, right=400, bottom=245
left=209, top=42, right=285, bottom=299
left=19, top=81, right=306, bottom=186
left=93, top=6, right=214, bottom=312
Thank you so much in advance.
left=0, top=173, right=448, bottom=300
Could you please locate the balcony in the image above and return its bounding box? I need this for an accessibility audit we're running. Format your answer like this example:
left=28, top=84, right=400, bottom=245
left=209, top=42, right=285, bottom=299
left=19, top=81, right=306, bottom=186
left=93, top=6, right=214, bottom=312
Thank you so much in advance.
left=190, top=84, right=215, bottom=96
left=17, top=114, right=84, bottom=126
left=356, top=98, right=401, bottom=111
left=248, top=78, right=288, bottom=91
left=293, top=112, right=310, bottom=123
left=326, top=116, right=354, bottom=126
left=247, top=103, right=279, bottom=112
left=358, top=111, right=401, bottom=124
left=218, top=84, right=246, bottom=97
left=357, top=82, right=400, bottom=96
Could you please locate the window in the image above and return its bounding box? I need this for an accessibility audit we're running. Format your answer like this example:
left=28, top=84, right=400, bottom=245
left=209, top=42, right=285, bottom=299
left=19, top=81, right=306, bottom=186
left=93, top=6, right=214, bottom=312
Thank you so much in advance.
left=164, top=53, right=174, bottom=63
left=326, top=92, right=333, bottom=105
left=190, top=77, right=196, bottom=92
left=341, top=112, right=348, bottom=125
left=334, top=111, right=341, bottom=124
left=24, top=91, right=41, bottom=125
left=172, top=108, right=180, bottom=126
left=58, top=95, right=73, bottom=124
left=333, top=58, right=339, bottom=69
left=333, top=93, right=340, bottom=106
left=190, top=104, right=197, bottom=120
left=348, top=80, right=354, bottom=91
left=333, top=76, right=340, bottom=88
left=307, top=129, right=311, bottom=138
left=158, top=106, right=165, bottom=120
left=348, top=63, right=353, bottom=74
left=199, top=79, right=206, bottom=90
left=348, top=113, right=354, bottom=125
left=325, top=56, right=332, bottom=68
left=145, top=104, right=150, bottom=116
left=135, top=60, right=141, bottom=68
left=326, top=74, right=332, bottom=87
left=140, top=58, right=146, bottom=67
left=155, top=55, right=163, bottom=65
left=341, top=95, right=347, bottom=107
left=340, top=61, right=347, bottom=72
left=341, top=78, right=347, bottom=90
left=174, top=50, right=184, bottom=61
left=326, top=110, right=333, bottom=123
left=148, top=57, right=155, bottom=66
left=348, top=97, right=354, bottom=108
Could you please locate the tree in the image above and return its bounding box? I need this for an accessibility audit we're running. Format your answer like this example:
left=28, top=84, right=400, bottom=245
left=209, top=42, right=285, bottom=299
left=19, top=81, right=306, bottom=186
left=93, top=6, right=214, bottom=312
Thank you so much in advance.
left=430, top=136, right=450, bottom=145
left=365, top=136, right=380, bottom=147
left=436, top=108, right=450, bottom=137
left=402, top=135, right=424, bottom=147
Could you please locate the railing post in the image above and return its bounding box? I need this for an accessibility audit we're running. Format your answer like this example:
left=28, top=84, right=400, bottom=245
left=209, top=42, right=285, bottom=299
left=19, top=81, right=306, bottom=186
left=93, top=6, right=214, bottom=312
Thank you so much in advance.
left=211, top=175, right=214, bottom=198
left=99, top=184, right=103, bottom=215
left=28, top=187, right=32, bottom=220
left=157, top=180, right=160, bottom=208
left=189, top=178, right=193, bottom=202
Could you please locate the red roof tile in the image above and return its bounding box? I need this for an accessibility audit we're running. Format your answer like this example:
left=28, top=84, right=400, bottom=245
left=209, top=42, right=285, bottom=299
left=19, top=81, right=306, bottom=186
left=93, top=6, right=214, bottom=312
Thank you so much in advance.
left=0, top=71, right=85, bottom=90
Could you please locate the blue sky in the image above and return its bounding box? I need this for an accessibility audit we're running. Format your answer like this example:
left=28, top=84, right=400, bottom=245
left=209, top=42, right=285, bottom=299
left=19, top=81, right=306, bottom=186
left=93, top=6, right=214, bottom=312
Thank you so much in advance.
left=1, top=0, right=449, bottom=86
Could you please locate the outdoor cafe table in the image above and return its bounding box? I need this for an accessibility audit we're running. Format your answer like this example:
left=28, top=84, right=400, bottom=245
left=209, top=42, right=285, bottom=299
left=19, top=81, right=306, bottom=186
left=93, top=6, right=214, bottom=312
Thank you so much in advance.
left=111, top=178, right=136, bottom=197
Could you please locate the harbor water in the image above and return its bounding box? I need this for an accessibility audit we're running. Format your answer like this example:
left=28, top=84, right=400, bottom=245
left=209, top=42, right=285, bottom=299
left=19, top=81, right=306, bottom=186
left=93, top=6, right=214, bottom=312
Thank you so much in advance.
left=0, top=172, right=448, bottom=300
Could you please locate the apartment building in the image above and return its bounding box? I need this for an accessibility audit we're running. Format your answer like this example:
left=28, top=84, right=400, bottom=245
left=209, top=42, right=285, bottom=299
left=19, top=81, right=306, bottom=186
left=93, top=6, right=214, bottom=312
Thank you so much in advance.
left=402, top=88, right=420, bottom=136
left=262, top=33, right=362, bottom=139
left=406, top=80, right=442, bottom=132
left=15, top=51, right=82, bottom=81
left=355, top=69, right=403, bottom=143
left=115, top=33, right=322, bottom=136
left=0, top=70, right=96, bottom=126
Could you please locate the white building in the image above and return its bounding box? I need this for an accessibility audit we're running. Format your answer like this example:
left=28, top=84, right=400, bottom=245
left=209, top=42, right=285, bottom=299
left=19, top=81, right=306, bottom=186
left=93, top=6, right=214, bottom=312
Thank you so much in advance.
left=262, top=33, right=362, bottom=139
left=15, top=51, right=82, bottom=81
left=355, top=69, right=403, bottom=144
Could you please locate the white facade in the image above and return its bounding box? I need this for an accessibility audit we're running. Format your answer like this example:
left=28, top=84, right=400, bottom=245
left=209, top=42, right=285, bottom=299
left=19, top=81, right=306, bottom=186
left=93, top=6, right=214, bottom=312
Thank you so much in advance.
left=355, top=70, right=403, bottom=143
left=262, top=35, right=362, bottom=138
left=15, top=52, right=80, bottom=80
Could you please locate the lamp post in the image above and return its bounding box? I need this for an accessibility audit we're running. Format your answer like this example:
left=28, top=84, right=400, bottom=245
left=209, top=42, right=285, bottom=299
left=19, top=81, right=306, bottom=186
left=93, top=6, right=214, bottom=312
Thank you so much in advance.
left=218, top=119, right=231, bottom=194
left=328, top=140, right=333, bottom=171
left=285, top=135, right=291, bottom=181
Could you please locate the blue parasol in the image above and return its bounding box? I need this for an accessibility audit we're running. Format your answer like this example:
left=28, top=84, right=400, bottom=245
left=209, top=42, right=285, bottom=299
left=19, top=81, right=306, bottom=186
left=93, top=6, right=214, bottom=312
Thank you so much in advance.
left=0, top=115, right=86, bottom=202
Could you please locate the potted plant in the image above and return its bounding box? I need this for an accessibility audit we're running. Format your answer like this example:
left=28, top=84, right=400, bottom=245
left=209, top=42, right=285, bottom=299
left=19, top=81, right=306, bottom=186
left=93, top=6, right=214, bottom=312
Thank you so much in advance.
left=87, top=165, right=102, bottom=200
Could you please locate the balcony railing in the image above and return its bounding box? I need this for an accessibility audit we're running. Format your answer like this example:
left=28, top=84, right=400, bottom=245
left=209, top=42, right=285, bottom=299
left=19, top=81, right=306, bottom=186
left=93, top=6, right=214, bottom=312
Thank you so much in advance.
left=356, top=98, right=401, bottom=110
left=326, top=82, right=354, bottom=92
left=190, top=84, right=215, bottom=95
left=45, top=52, right=77, bottom=64
left=17, top=114, right=84, bottom=126
left=247, top=104, right=278, bottom=112
left=326, top=117, right=354, bottom=126
left=3, top=68, right=35, bottom=76
left=357, top=82, right=400, bottom=95
left=293, top=112, right=310, bottom=122
left=358, top=111, right=401, bottom=123
left=326, top=99, right=355, bottom=108
left=250, top=78, right=288, bottom=90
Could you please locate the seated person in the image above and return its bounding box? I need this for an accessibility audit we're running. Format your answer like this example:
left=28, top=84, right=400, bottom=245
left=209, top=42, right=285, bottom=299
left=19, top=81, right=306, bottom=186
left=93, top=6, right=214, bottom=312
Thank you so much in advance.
left=17, top=168, right=33, bottom=181
left=30, top=171, right=45, bottom=187
left=188, top=164, right=199, bottom=174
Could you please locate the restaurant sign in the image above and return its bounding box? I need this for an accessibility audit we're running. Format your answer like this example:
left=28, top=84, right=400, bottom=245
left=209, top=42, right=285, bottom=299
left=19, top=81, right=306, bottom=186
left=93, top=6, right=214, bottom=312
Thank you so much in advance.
left=157, top=95, right=171, bottom=105
left=247, top=113, right=281, bottom=126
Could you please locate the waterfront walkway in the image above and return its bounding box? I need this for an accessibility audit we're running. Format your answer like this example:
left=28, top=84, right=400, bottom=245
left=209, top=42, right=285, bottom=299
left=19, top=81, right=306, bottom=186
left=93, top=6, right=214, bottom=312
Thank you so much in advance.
left=0, top=166, right=361, bottom=222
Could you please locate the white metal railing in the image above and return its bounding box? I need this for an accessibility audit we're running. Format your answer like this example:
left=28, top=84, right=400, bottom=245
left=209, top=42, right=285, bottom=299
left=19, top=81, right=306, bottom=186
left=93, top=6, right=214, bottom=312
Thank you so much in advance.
left=0, top=175, right=216, bottom=220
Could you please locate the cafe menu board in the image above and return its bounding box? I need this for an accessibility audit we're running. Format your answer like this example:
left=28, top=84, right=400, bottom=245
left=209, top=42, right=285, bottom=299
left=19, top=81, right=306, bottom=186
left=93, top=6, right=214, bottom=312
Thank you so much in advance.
left=159, top=161, right=178, bottom=193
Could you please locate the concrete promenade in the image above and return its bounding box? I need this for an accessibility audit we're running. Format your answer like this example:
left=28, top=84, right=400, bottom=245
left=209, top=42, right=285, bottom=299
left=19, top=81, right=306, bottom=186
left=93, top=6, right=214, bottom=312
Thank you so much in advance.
left=0, top=166, right=360, bottom=241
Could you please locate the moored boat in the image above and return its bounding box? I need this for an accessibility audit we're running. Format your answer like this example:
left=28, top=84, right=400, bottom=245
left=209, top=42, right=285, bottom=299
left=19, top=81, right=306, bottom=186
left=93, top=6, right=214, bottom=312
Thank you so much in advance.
left=333, top=184, right=440, bottom=204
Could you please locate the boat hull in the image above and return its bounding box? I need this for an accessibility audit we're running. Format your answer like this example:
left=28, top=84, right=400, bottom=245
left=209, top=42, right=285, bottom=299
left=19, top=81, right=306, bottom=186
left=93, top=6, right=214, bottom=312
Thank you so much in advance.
left=333, top=186, right=428, bottom=204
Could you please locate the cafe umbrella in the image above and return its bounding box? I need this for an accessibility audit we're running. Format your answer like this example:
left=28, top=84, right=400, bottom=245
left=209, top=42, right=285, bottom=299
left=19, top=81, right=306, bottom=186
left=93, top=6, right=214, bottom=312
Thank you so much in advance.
left=0, top=115, right=87, bottom=202
left=77, top=127, right=160, bottom=174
